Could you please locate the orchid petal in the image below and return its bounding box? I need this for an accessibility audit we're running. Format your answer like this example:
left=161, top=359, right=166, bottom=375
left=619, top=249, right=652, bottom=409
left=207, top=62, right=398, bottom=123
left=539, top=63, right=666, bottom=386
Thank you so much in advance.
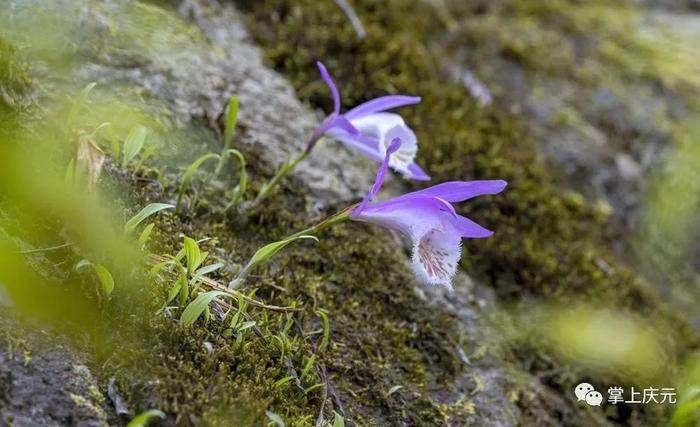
left=325, top=129, right=383, bottom=162
left=332, top=115, right=360, bottom=136
left=353, top=138, right=402, bottom=216
left=352, top=195, right=454, bottom=235
left=450, top=215, right=493, bottom=238
left=317, top=62, right=341, bottom=115
left=406, top=162, right=430, bottom=181
left=412, top=227, right=461, bottom=290
left=406, top=180, right=507, bottom=202
left=345, top=95, right=421, bottom=120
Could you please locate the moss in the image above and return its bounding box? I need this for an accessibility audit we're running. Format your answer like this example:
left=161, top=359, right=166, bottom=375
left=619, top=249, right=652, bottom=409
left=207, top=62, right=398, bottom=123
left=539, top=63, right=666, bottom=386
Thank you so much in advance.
left=231, top=0, right=699, bottom=424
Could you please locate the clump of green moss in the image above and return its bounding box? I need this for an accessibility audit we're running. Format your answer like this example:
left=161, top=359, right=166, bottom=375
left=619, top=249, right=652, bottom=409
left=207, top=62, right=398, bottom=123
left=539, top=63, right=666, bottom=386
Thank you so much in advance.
left=234, top=0, right=699, bottom=423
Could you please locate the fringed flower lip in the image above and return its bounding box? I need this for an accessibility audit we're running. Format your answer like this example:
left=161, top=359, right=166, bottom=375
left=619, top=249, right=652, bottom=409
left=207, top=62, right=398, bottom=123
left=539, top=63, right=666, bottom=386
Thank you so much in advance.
left=310, top=62, right=430, bottom=181
left=350, top=138, right=507, bottom=290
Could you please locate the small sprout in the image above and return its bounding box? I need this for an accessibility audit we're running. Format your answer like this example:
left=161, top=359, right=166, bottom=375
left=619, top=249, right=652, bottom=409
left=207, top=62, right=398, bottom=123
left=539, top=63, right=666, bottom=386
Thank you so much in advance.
left=272, top=376, right=294, bottom=389
left=121, top=126, right=148, bottom=169
left=75, top=260, right=114, bottom=301
left=167, top=274, right=187, bottom=304
left=180, top=290, right=229, bottom=327
left=300, top=354, right=316, bottom=380
left=124, top=203, right=173, bottom=234
left=126, top=409, right=165, bottom=427
left=333, top=411, right=346, bottom=427
left=223, top=148, right=247, bottom=209
left=183, top=236, right=206, bottom=274
left=137, top=223, right=155, bottom=248
left=237, top=320, right=256, bottom=332
left=303, top=383, right=325, bottom=394
left=215, top=96, right=240, bottom=176
left=224, top=96, right=239, bottom=149
left=176, top=153, right=220, bottom=211
left=385, top=385, right=403, bottom=398
left=265, top=410, right=285, bottom=427
left=316, top=309, right=331, bottom=352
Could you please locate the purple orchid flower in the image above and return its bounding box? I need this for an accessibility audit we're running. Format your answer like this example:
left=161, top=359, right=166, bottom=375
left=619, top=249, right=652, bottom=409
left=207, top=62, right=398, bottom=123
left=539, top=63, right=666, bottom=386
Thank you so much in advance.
left=350, top=138, right=506, bottom=290
left=310, top=62, right=430, bottom=181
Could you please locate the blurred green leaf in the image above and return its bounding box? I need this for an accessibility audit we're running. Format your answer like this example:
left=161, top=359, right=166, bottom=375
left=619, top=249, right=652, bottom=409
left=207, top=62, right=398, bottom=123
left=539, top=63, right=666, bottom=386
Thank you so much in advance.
left=137, top=223, right=155, bottom=248
left=126, top=409, right=165, bottom=427
left=124, top=203, right=173, bottom=234
left=121, top=126, right=147, bottom=168
left=67, top=82, right=97, bottom=133
left=75, top=260, right=114, bottom=299
left=333, top=411, right=345, bottom=427
left=265, top=410, right=284, bottom=427
left=224, top=96, right=239, bottom=149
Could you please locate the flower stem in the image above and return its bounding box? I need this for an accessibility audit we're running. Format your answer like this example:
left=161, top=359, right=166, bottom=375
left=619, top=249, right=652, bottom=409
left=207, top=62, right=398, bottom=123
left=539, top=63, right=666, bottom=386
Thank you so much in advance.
left=230, top=206, right=354, bottom=287
left=252, top=150, right=310, bottom=207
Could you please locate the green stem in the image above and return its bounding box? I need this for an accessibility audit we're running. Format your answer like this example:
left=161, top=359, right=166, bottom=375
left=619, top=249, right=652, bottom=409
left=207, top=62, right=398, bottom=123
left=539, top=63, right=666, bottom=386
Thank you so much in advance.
left=230, top=207, right=354, bottom=287
left=252, top=150, right=310, bottom=207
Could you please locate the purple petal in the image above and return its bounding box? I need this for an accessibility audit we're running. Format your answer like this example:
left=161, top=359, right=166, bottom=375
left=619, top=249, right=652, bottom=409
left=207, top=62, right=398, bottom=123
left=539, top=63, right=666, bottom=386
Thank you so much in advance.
left=407, top=162, right=430, bottom=181
left=345, top=95, right=421, bottom=120
left=317, top=62, right=341, bottom=115
left=352, top=138, right=402, bottom=216
left=406, top=180, right=507, bottom=202
left=352, top=195, right=455, bottom=238
left=450, top=215, right=493, bottom=238
left=326, top=131, right=384, bottom=163
left=332, top=115, right=360, bottom=136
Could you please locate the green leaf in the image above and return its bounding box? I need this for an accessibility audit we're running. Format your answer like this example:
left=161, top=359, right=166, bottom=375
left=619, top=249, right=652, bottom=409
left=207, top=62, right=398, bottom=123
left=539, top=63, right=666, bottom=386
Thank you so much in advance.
left=92, top=265, right=115, bottom=298
left=122, top=126, right=148, bottom=168
left=126, top=409, right=165, bottom=427
left=224, top=149, right=247, bottom=206
left=191, top=262, right=224, bottom=285
left=237, top=320, right=256, bottom=332
left=125, top=203, right=173, bottom=233
left=75, top=260, right=114, bottom=299
left=167, top=275, right=185, bottom=304
left=246, top=235, right=318, bottom=272
left=300, top=354, right=316, bottom=380
left=265, top=410, right=285, bottom=427
left=137, top=223, right=155, bottom=248
left=176, top=153, right=220, bottom=210
left=333, top=411, right=345, bottom=427
left=316, top=309, right=330, bottom=352
left=183, top=237, right=203, bottom=274
left=180, top=291, right=229, bottom=327
left=224, top=96, right=239, bottom=149
left=272, top=376, right=294, bottom=389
